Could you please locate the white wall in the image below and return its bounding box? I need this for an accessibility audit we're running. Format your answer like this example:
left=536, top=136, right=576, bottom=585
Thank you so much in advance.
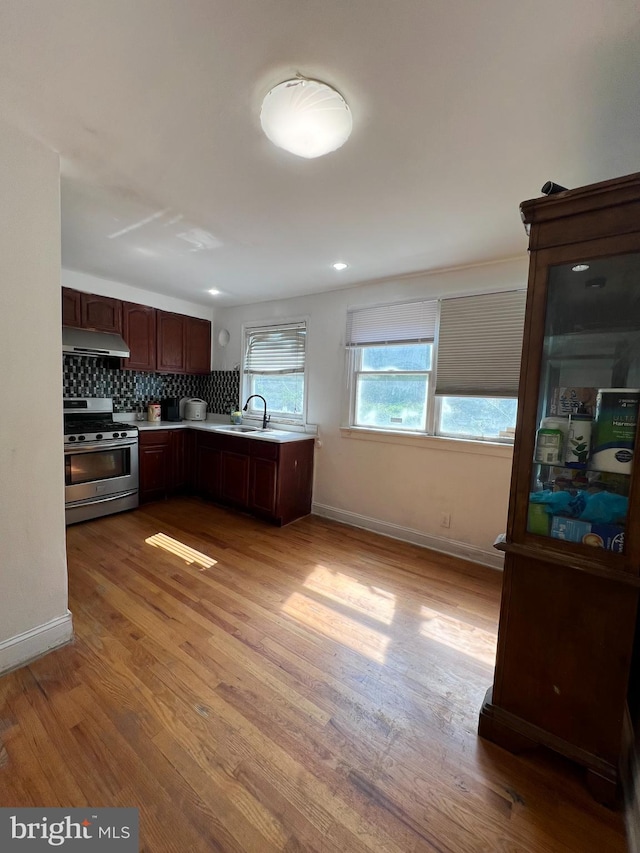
left=0, top=118, right=72, bottom=669
left=214, top=257, right=529, bottom=567
left=62, top=268, right=214, bottom=322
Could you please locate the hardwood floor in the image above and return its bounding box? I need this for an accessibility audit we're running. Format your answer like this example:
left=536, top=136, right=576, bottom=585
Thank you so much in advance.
left=0, top=497, right=627, bottom=852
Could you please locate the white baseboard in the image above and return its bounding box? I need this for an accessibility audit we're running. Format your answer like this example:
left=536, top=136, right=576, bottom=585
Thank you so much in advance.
left=0, top=611, right=74, bottom=676
left=311, top=503, right=504, bottom=571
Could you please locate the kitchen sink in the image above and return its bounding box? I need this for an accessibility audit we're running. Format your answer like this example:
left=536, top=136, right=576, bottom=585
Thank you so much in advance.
left=217, top=425, right=260, bottom=433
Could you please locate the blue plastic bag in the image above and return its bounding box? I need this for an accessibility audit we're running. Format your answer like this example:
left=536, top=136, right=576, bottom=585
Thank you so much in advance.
left=579, top=492, right=628, bottom=524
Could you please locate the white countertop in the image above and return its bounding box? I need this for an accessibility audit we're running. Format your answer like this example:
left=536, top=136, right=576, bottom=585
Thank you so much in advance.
left=136, top=419, right=314, bottom=444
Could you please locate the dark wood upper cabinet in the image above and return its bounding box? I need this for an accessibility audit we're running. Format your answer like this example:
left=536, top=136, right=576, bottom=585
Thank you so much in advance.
left=122, top=302, right=156, bottom=372
left=62, top=286, right=211, bottom=377
left=80, top=293, right=122, bottom=333
left=478, top=171, right=640, bottom=805
left=62, top=287, right=82, bottom=327
left=185, top=316, right=211, bottom=374
left=156, top=311, right=186, bottom=373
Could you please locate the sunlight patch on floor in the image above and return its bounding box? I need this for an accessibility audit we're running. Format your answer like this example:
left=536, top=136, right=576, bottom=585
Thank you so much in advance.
left=145, top=532, right=217, bottom=570
left=419, top=606, right=496, bottom=665
left=283, top=591, right=389, bottom=663
left=302, top=565, right=396, bottom=625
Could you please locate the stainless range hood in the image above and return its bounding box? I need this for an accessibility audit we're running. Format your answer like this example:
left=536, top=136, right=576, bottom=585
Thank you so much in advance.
left=62, top=326, right=130, bottom=358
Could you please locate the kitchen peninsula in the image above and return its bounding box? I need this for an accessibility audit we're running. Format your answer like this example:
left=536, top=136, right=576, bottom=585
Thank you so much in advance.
left=137, top=420, right=315, bottom=526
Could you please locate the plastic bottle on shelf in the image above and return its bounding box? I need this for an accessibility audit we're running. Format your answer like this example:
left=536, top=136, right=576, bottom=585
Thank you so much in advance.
left=534, top=418, right=565, bottom=465
left=564, top=403, right=592, bottom=469
left=543, top=416, right=569, bottom=456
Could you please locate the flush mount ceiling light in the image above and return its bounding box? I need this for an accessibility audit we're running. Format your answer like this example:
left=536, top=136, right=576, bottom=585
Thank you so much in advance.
left=207, top=288, right=221, bottom=295
left=260, top=77, right=352, bottom=159
left=572, top=264, right=590, bottom=272
left=332, top=262, right=348, bottom=270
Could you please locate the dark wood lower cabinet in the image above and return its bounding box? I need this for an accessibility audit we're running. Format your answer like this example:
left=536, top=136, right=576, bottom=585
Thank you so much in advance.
left=250, top=457, right=278, bottom=516
left=139, top=428, right=314, bottom=525
left=195, top=438, right=221, bottom=499
left=196, top=431, right=315, bottom=524
left=139, top=438, right=171, bottom=503
left=220, top=451, right=250, bottom=507
left=139, top=430, right=193, bottom=503
left=171, top=428, right=192, bottom=492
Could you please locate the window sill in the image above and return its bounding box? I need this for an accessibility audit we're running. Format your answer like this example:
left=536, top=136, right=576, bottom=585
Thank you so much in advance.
left=243, top=416, right=318, bottom=436
left=339, top=426, right=514, bottom=457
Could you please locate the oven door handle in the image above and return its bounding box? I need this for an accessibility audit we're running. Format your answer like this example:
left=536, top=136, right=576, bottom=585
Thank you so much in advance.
left=65, top=489, right=139, bottom=508
left=64, top=439, right=138, bottom=454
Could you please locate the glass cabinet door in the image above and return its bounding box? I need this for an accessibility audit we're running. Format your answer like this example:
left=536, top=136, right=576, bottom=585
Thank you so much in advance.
left=526, top=252, right=640, bottom=554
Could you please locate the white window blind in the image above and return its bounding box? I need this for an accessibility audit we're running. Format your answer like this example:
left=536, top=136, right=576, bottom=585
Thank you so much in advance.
left=435, top=290, right=527, bottom=397
left=244, top=323, right=306, bottom=374
left=346, top=300, right=438, bottom=346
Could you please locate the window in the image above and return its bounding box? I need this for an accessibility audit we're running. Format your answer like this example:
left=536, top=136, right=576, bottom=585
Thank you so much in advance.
left=242, top=321, right=307, bottom=422
left=437, top=396, right=517, bottom=441
left=346, top=301, right=438, bottom=432
left=434, top=290, right=526, bottom=441
left=354, top=344, right=432, bottom=430
left=346, top=291, right=526, bottom=442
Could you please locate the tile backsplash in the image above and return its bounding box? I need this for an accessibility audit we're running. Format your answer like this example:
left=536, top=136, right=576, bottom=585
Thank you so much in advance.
left=63, top=356, right=240, bottom=415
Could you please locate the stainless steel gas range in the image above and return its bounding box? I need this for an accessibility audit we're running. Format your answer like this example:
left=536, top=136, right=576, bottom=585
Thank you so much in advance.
left=64, top=398, right=139, bottom=525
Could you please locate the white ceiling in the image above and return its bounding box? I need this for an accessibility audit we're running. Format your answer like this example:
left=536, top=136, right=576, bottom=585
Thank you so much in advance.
left=1, top=0, right=639, bottom=307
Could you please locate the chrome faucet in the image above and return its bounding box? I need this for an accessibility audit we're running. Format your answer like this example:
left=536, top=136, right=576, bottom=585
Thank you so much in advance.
left=243, top=395, right=270, bottom=429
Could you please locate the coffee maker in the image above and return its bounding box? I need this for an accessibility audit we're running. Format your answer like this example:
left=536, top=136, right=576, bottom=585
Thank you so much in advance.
left=161, top=397, right=181, bottom=422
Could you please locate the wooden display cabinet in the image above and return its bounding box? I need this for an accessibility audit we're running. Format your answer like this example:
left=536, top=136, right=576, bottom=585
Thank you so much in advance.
left=479, top=172, right=640, bottom=804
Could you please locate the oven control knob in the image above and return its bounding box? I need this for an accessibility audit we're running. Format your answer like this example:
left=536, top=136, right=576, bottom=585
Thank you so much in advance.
left=96, top=434, right=103, bottom=440
left=68, top=435, right=76, bottom=442
left=113, top=432, right=119, bottom=438
left=78, top=435, right=85, bottom=441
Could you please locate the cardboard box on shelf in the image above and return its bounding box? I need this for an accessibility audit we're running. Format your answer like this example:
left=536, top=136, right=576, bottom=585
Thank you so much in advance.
left=550, top=516, right=624, bottom=551
left=527, top=503, right=551, bottom=536
left=549, top=387, right=597, bottom=418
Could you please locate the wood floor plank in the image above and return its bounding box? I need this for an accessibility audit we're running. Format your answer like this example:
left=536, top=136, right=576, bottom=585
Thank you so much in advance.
left=0, top=497, right=627, bottom=851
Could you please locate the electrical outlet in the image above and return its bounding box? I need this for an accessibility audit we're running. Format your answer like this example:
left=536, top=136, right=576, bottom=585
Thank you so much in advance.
left=440, top=512, right=451, bottom=529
